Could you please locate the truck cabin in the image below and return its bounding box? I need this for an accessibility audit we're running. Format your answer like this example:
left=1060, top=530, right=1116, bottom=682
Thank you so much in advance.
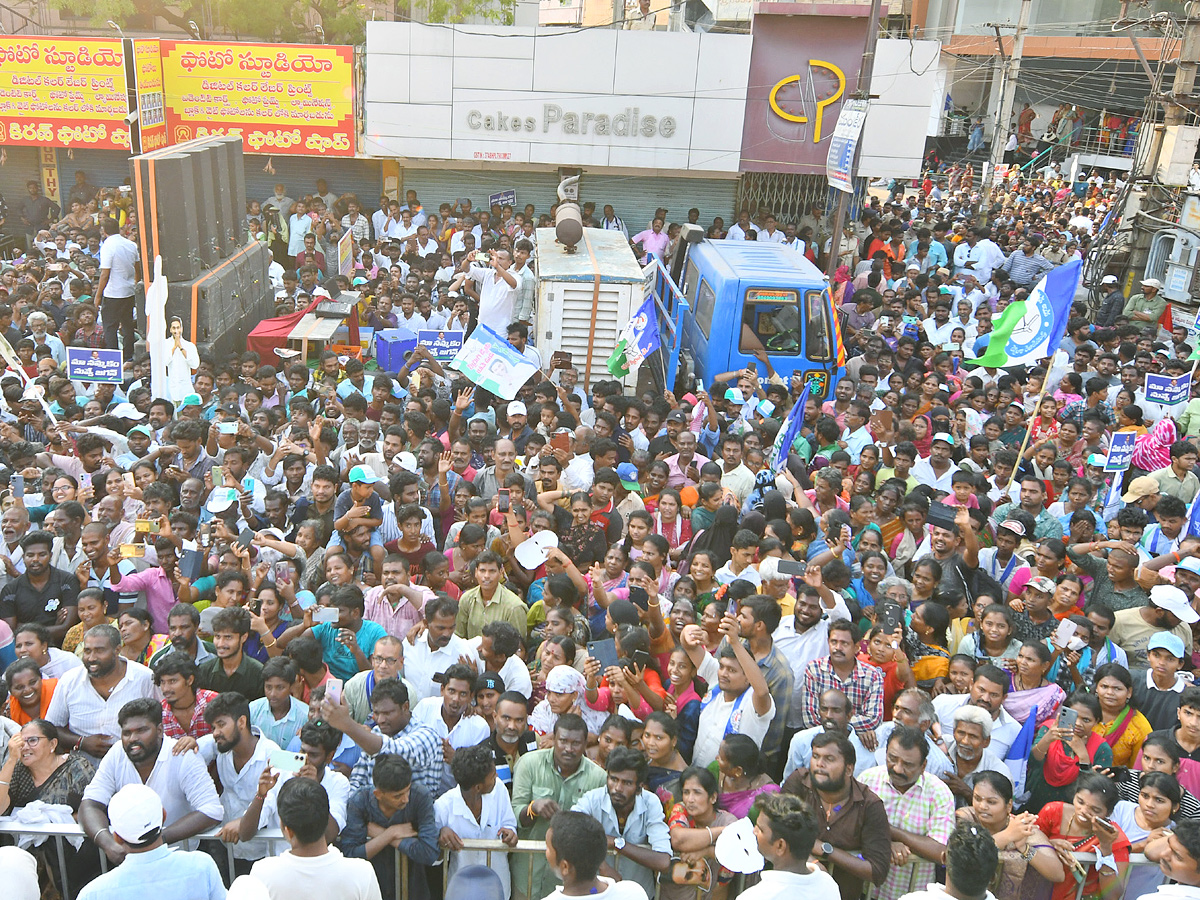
left=678, top=241, right=843, bottom=399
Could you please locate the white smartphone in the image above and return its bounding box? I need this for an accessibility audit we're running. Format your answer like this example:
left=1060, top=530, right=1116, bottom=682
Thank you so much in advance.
left=1054, top=618, right=1077, bottom=647
left=313, top=607, right=340, bottom=624
left=268, top=749, right=307, bottom=774
left=326, top=677, right=343, bottom=705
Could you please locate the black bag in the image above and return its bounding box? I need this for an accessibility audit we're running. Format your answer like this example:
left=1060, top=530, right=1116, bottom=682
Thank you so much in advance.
left=957, top=562, right=1005, bottom=606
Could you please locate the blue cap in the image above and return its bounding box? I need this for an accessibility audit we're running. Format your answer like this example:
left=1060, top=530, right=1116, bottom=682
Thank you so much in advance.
left=1148, top=632, right=1186, bottom=659
left=616, top=462, right=640, bottom=491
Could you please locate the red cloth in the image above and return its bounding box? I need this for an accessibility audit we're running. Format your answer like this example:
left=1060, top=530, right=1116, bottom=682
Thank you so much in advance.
left=246, top=298, right=360, bottom=358
left=246, top=296, right=320, bottom=359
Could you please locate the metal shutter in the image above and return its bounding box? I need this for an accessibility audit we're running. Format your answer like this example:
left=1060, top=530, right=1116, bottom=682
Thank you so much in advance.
left=0, top=146, right=40, bottom=223
left=398, top=168, right=561, bottom=219
left=61, top=149, right=135, bottom=195
left=243, top=157, right=383, bottom=212
left=582, top=174, right=738, bottom=234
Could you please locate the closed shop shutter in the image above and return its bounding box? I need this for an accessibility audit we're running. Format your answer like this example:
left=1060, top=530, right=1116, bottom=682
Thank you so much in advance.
left=0, top=146, right=40, bottom=238
left=244, top=157, right=383, bottom=213
left=582, top=174, right=737, bottom=235
left=399, top=168, right=561, bottom=219
left=64, top=149, right=135, bottom=196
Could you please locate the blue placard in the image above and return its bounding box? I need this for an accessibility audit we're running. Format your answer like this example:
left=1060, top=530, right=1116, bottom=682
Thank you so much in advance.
left=1104, top=431, right=1136, bottom=472
left=66, top=347, right=123, bottom=383
left=1145, top=372, right=1191, bottom=406
left=418, top=329, right=464, bottom=361
left=488, top=189, right=516, bottom=209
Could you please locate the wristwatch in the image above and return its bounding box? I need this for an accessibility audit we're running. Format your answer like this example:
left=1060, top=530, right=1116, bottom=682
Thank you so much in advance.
left=821, top=842, right=835, bottom=859
left=614, top=837, right=626, bottom=851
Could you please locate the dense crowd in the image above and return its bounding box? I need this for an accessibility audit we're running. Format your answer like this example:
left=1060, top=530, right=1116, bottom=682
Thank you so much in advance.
left=2, top=163, right=1200, bottom=900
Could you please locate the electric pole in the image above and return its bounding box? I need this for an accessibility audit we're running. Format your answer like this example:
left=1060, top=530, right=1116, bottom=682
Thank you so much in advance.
left=986, top=0, right=1033, bottom=183
left=1164, top=14, right=1200, bottom=128
left=823, top=0, right=884, bottom=281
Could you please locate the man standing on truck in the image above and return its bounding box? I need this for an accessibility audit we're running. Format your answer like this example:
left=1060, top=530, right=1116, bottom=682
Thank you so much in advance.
left=455, top=248, right=517, bottom=334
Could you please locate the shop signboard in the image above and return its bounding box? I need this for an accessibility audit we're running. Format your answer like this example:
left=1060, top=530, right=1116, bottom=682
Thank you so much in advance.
left=159, top=41, right=356, bottom=156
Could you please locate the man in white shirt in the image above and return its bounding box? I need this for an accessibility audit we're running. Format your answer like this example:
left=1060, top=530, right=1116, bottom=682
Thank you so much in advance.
left=79, top=697, right=223, bottom=862
left=739, top=793, right=841, bottom=900
left=386, top=209, right=417, bottom=242
left=758, top=215, right=786, bottom=243
left=249, top=776, right=381, bottom=900
left=287, top=201, right=314, bottom=262
left=46, top=625, right=158, bottom=763
left=97, top=217, right=140, bottom=351
left=726, top=211, right=758, bottom=241
left=187, top=692, right=281, bottom=868
left=411, top=663, right=492, bottom=795
left=769, top=575, right=851, bottom=734
left=404, top=596, right=477, bottom=702
left=240, top=721, right=352, bottom=845
left=932, top=664, right=1021, bottom=757
left=460, top=249, right=518, bottom=334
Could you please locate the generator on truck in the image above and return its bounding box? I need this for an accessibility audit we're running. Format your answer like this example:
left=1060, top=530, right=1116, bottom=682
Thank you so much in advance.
left=533, top=212, right=846, bottom=401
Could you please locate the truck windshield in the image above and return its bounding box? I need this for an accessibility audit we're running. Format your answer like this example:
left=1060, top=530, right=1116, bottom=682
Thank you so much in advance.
left=739, top=288, right=831, bottom=358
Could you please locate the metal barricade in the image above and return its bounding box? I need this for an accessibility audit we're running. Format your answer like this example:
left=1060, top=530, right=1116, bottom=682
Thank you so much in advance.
left=0, top=821, right=1163, bottom=900
left=0, top=821, right=289, bottom=897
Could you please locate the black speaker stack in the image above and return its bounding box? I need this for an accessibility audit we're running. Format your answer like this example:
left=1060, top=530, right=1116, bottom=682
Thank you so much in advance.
left=130, top=135, right=268, bottom=360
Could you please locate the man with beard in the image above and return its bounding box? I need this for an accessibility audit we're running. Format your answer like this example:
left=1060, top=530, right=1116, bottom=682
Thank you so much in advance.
left=411, top=662, right=491, bottom=796
left=486, top=691, right=537, bottom=788
left=175, top=691, right=280, bottom=876
left=197, top=607, right=265, bottom=701
left=0, top=529, right=79, bottom=643
left=571, top=747, right=672, bottom=894
left=324, top=677, right=442, bottom=798
left=80, top=697, right=222, bottom=864
left=859, top=725, right=955, bottom=900
left=932, top=663, right=1022, bottom=757
left=239, top=720, right=350, bottom=846
left=47, top=624, right=157, bottom=761
left=345, top=634, right=407, bottom=724
left=773, top=578, right=852, bottom=749
left=783, top=688, right=873, bottom=779
left=149, top=602, right=216, bottom=668
left=780, top=731, right=891, bottom=900
left=402, top=595, right=475, bottom=702
left=940, top=705, right=1010, bottom=807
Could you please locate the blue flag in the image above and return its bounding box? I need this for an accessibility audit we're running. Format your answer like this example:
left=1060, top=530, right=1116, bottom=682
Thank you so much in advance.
left=771, top=378, right=811, bottom=473
left=606, top=294, right=661, bottom=378
left=1004, top=710, right=1039, bottom=801
left=1187, top=491, right=1200, bottom=539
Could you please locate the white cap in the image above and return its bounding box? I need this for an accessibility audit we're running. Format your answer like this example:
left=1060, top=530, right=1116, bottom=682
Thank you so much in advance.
left=395, top=451, right=418, bottom=473
left=1150, top=584, right=1199, bottom=624
left=206, top=487, right=238, bottom=513
left=507, top=401, right=527, bottom=417
left=108, top=784, right=165, bottom=844
left=1141, top=278, right=1164, bottom=290
left=110, top=402, right=145, bottom=420
left=514, top=530, right=559, bottom=569
left=1101, top=275, right=1118, bottom=285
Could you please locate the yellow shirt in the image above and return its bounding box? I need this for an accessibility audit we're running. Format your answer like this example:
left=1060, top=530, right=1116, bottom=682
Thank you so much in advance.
left=1093, top=709, right=1153, bottom=768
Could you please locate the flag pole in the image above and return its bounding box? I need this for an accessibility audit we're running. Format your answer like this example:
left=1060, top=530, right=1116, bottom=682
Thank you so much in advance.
left=1003, top=370, right=1051, bottom=495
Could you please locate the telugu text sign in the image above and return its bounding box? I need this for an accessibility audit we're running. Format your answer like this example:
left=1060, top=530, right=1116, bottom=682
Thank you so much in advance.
left=66, top=347, right=123, bottom=383
left=1104, top=431, right=1136, bottom=473
left=418, top=330, right=464, bottom=362
left=1145, top=372, right=1191, bottom=406
left=158, top=41, right=356, bottom=156
left=0, top=37, right=131, bottom=150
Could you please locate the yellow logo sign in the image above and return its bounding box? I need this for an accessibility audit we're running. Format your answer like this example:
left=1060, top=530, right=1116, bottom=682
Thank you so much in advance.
left=768, top=60, right=846, bottom=143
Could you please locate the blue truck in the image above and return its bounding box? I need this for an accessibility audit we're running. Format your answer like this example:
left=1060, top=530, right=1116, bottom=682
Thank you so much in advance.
left=652, top=231, right=847, bottom=401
